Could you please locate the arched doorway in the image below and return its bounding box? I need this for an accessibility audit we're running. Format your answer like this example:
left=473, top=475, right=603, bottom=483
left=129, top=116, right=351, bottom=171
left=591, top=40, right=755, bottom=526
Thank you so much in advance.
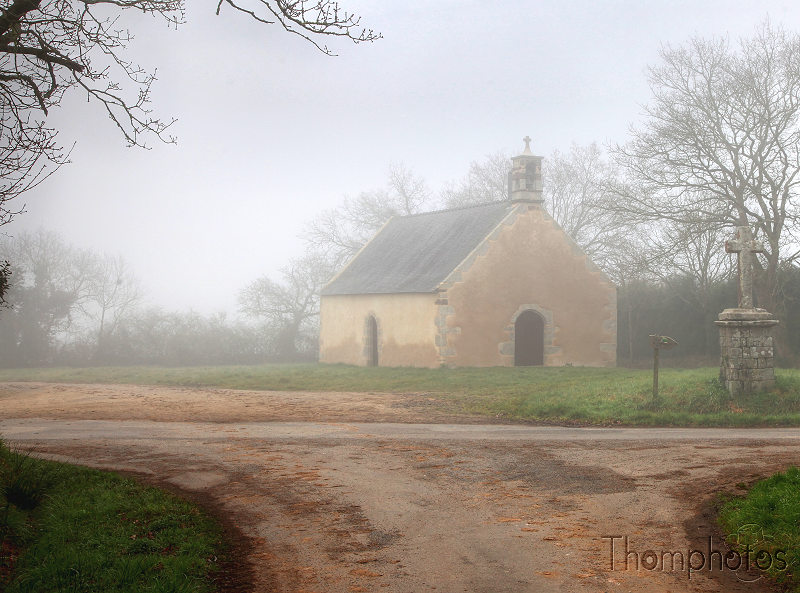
left=366, top=315, right=379, bottom=367
left=514, top=310, right=544, bottom=366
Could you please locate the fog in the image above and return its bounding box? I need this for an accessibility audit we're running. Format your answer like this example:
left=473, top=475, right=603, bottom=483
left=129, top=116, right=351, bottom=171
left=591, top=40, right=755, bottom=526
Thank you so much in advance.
left=7, top=0, right=799, bottom=315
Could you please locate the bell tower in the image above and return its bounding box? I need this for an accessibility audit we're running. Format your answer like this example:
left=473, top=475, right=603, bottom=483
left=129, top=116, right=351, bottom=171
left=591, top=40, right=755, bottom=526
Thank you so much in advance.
left=508, top=136, right=543, bottom=204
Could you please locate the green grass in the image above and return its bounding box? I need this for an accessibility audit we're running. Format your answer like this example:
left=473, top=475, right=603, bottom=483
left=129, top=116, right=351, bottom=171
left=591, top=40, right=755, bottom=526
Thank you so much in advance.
left=0, top=440, right=223, bottom=593
left=2, top=363, right=800, bottom=426
left=718, top=467, right=800, bottom=591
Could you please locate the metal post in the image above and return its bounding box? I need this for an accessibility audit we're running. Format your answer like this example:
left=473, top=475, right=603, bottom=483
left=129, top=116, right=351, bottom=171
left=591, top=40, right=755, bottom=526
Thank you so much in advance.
left=649, top=334, right=676, bottom=404
left=653, top=346, right=659, bottom=402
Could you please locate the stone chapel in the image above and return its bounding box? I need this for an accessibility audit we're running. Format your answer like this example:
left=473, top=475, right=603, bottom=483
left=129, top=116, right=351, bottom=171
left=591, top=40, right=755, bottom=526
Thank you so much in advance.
left=319, top=139, right=617, bottom=367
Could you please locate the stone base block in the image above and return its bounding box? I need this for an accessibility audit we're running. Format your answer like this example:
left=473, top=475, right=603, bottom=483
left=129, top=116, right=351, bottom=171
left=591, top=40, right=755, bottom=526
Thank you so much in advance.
left=715, top=309, right=778, bottom=396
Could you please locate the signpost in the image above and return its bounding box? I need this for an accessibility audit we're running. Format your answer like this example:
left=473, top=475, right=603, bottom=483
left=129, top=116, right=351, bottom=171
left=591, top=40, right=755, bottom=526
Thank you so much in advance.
left=649, top=335, right=678, bottom=402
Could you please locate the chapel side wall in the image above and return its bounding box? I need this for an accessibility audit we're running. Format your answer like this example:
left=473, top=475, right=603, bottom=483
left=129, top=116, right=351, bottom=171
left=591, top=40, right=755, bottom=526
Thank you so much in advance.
left=319, top=293, right=440, bottom=367
left=440, top=204, right=617, bottom=367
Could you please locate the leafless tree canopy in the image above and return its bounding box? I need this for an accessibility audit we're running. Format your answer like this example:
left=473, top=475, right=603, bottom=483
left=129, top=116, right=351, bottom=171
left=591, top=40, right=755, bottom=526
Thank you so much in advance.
left=238, top=249, right=335, bottom=358
left=0, top=228, right=292, bottom=365
left=611, top=22, right=800, bottom=312
left=304, top=163, right=431, bottom=266
left=441, top=151, right=509, bottom=208
left=544, top=143, right=634, bottom=277
left=438, top=146, right=635, bottom=281
left=0, top=0, right=183, bottom=223
left=216, top=0, right=380, bottom=56
left=85, top=253, right=141, bottom=353
left=0, top=0, right=380, bottom=227
left=0, top=258, right=9, bottom=303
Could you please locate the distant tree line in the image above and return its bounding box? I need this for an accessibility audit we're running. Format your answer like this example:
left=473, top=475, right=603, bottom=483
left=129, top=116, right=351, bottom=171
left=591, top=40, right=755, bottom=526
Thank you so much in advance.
left=0, top=230, right=316, bottom=367
left=7, top=225, right=800, bottom=368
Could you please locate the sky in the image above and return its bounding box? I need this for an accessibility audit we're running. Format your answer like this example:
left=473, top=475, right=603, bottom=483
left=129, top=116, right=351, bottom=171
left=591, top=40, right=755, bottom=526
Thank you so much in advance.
left=7, top=0, right=800, bottom=315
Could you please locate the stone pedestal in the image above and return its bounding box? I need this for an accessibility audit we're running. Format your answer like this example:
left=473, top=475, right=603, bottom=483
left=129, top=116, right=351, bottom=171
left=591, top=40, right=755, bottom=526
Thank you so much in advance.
left=715, top=309, right=778, bottom=395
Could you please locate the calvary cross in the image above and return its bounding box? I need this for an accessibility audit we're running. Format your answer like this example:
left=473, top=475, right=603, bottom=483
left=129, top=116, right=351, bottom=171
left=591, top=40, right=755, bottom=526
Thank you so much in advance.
left=725, top=225, right=764, bottom=309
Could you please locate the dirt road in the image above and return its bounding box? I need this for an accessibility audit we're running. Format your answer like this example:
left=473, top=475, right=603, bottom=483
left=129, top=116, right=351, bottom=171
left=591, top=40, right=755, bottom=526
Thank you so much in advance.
left=1, top=382, right=798, bottom=593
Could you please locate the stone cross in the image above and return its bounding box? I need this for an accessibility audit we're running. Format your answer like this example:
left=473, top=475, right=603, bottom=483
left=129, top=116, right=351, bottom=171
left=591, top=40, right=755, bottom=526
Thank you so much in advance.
left=725, top=225, right=764, bottom=309
left=522, top=136, right=532, bottom=154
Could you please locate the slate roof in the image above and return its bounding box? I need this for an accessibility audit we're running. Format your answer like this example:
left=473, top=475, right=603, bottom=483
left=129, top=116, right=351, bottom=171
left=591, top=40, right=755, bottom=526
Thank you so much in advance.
left=322, top=201, right=515, bottom=295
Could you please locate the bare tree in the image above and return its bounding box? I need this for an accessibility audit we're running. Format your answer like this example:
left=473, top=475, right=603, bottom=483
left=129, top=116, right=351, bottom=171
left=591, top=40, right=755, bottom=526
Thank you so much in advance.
left=239, top=249, right=334, bottom=360
left=654, top=223, right=732, bottom=300
left=611, top=22, right=800, bottom=316
left=216, top=0, right=380, bottom=56
left=84, top=253, right=141, bottom=358
left=441, top=145, right=634, bottom=280
left=305, top=163, right=430, bottom=266
left=0, top=0, right=380, bottom=227
left=545, top=143, right=633, bottom=276
left=0, top=229, right=147, bottom=363
left=2, top=228, right=94, bottom=303
left=0, top=0, right=182, bottom=226
left=0, top=258, right=9, bottom=304
left=441, top=151, right=509, bottom=208
left=0, top=228, right=93, bottom=363
left=636, top=220, right=734, bottom=355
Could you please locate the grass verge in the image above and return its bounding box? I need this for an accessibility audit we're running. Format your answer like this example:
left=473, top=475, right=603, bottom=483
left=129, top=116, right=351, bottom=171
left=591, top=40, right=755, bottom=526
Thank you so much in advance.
left=718, top=467, right=800, bottom=591
left=0, top=439, right=223, bottom=593
left=1, top=364, right=800, bottom=426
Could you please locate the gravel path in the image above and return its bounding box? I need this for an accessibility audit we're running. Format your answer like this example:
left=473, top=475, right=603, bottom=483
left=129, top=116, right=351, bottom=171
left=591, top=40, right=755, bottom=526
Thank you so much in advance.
left=1, top=382, right=798, bottom=593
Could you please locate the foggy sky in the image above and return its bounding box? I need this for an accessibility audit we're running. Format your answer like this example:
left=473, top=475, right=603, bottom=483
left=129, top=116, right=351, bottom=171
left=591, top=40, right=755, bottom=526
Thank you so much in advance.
left=8, top=0, right=800, bottom=315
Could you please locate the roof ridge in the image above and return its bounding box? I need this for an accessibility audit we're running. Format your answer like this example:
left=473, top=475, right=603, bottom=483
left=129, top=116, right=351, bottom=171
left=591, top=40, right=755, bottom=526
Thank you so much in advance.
left=400, top=199, right=509, bottom=219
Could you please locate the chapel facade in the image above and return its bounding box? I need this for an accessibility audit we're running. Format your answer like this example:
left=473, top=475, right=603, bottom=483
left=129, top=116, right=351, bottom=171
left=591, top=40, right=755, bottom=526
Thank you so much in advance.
left=319, top=140, right=617, bottom=368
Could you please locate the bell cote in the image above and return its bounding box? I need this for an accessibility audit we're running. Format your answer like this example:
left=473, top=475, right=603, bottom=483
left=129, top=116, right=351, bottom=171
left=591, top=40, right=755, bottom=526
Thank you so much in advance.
left=508, top=136, right=543, bottom=204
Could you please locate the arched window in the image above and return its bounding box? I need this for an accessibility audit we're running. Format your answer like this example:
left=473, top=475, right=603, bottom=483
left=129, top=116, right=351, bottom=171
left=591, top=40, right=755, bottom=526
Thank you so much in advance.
left=514, top=310, right=544, bottom=366
left=366, top=315, right=379, bottom=367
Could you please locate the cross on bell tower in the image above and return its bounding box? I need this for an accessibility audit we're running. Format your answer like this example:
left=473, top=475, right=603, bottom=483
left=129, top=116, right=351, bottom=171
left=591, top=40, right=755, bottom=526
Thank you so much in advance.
left=508, top=136, right=543, bottom=203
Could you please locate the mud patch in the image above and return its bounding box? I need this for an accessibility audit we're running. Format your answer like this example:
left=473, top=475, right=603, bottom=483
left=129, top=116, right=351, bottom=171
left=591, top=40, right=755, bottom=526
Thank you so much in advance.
left=167, top=470, right=229, bottom=490
left=648, top=470, right=690, bottom=481
left=367, top=529, right=400, bottom=549
left=671, top=455, right=800, bottom=593
left=681, top=497, right=782, bottom=593
left=501, top=453, right=636, bottom=494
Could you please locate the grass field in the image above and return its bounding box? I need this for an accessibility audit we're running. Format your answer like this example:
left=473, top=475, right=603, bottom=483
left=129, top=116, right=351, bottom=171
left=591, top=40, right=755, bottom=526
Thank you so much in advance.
left=2, top=364, right=800, bottom=426
left=718, top=466, right=800, bottom=591
left=0, top=440, right=223, bottom=593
